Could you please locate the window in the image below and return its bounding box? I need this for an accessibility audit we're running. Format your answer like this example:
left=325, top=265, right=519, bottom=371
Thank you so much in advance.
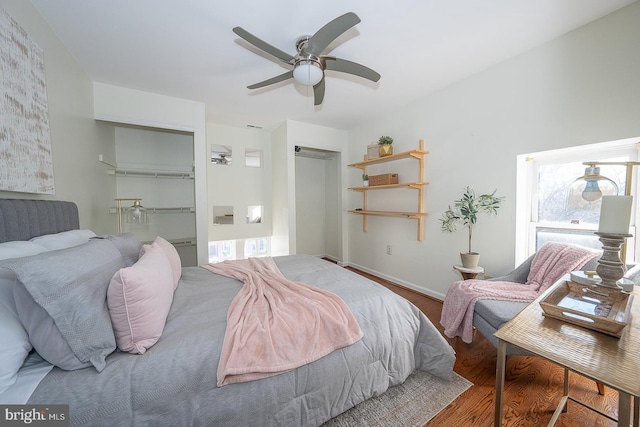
left=515, top=138, right=639, bottom=266
left=208, top=238, right=271, bottom=263
left=244, top=238, right=269, bottom=258
left=208, top=240, right=236, bottom=263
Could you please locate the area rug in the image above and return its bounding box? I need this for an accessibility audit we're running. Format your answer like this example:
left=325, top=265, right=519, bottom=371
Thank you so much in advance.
left=323, top=370, right=472, bottom=427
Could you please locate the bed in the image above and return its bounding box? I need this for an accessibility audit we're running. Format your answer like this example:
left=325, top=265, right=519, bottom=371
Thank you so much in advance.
left=0, top=199, right=455, bottom=426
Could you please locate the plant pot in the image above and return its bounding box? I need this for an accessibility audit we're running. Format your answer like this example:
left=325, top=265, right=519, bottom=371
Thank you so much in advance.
left=378, top=144, right=393, bottom=157
left=363, top=181, right=369, bottom=187
left=460, top=252, right=480, bottom=268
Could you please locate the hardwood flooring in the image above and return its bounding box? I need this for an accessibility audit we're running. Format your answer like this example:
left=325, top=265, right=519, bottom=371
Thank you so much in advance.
left=343, top=265, right=621, bottom=427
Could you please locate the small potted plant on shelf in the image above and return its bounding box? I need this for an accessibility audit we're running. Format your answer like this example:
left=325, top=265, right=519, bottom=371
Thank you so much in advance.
left=362, top=174, right=369, bottom=187
left=378, top=135, right=394, bottom=157
left=439, top=186, right=504, bottom=268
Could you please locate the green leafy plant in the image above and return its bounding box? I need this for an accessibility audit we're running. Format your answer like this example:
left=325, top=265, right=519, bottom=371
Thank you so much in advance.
left=378, top=135, right=393, bottom=145
left=439, top=186, right=504, bottom=254
left=362, top=174, right=369, bottom=181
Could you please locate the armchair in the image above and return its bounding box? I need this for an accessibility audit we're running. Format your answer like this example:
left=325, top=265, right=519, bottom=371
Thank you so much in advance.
left=472, top=250, right=640, bottom=395
left=472, top=254, right=599, bottom=356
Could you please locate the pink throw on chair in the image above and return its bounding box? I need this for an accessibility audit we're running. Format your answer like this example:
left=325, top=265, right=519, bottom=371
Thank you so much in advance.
left=203, top=257, right=363, bottom=386
left=440, top=243, right=597, bottom=343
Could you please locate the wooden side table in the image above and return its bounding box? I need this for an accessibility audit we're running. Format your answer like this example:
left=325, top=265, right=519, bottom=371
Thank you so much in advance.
left=453, top=264, right=484, bottom=280
left=494, top=275, right=640, bottom=426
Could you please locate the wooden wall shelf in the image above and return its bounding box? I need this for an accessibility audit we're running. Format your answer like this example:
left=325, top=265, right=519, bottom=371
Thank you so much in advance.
left=348, top=139, right=428, bottom=241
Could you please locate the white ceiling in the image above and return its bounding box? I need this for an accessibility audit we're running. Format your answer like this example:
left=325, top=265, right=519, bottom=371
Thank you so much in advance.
left=31, top=0, right=636, bottom=130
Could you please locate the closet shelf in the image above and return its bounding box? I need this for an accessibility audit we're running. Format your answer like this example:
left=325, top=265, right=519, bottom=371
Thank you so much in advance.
left=108, top=169, right=194, bottom=179
left=349, top=182, right=429, bottom=191
left=142, top=237, right=196, bottom=248
left=110, top=206, right=195, bottom=214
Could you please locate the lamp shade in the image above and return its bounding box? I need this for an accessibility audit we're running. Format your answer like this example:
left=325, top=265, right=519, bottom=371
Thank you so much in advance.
left=125, top=200, right=148, bottom=224
left=293, top=60, right=323, bottom=86
left=566, top=166, right=618, bottom=210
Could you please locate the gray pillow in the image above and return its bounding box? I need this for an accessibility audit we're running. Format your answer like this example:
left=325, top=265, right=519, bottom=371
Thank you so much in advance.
left=96, top=233, right=143, bottom=267
left=2, top=239, right=125, bottom=372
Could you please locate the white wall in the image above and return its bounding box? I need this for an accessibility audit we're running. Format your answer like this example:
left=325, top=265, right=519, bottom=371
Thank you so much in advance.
left=0, top=1, right=114, bottom=233
left=93, top=83, right=208, bottom=264
left=347, top=3, right=640, bottom=299
left=270, top=123, right=290, bottom=256
left=206, top=123, right=272, bottom=243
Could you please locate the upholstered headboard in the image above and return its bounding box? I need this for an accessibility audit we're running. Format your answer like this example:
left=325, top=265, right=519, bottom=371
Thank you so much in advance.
left=0, top=199, right=80, bottom=243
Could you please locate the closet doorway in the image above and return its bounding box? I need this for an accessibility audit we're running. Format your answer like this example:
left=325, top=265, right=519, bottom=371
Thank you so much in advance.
left=294, top=146, right=342, bottom=261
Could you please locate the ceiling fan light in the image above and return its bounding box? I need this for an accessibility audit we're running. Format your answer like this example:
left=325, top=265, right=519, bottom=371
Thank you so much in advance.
left=293, top=60, right=323, bottom=86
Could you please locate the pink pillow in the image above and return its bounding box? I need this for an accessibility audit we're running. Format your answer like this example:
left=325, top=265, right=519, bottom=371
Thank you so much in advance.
left=108, top=243, right=174, bottom=354
left=141, top=236, right=181, bottom=290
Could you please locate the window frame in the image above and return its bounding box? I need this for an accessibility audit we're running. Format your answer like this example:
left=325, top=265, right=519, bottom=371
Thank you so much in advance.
left=515, top=137, right=640, bottom=266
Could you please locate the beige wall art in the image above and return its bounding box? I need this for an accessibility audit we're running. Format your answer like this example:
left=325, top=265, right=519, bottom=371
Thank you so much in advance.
left=0, top=8, right=54, bottom=194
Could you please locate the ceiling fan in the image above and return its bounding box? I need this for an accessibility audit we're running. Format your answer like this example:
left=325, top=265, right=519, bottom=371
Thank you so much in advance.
left=233, top=12, right=381, bottom=106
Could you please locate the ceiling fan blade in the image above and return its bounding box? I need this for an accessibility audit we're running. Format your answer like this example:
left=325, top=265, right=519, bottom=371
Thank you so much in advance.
left=325, top=58, right=381, bottom=82
left=313, top=79, right=325, bottom=106
left=233, top=27, right=295, bottom=64
left=247, top=71, right=294, bottom=89
left=307, top=12, right=361, bottom=55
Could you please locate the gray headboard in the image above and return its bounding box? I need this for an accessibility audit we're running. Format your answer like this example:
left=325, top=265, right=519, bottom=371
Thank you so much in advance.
left=0, top=199, right=80, bottom=243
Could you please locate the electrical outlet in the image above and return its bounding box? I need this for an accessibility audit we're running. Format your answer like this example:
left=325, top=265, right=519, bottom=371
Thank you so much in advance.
left=386, top=245, right=392, bottom=255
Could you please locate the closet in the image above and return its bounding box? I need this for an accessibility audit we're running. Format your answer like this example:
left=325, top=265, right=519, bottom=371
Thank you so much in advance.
left=294, top=146, right=341, bottom=260
left=110, top=125, right=197, bottom=266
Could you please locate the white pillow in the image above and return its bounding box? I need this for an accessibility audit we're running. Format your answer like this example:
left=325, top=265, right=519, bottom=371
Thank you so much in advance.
left=29, top=229, right=96, bottom=250
left=0, top=241, right=49, bottom=395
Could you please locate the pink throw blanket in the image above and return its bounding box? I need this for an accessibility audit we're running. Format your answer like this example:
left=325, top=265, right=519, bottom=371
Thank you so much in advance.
left=203, top=257, right=363, bottom=386
left=440, top=243, right=596, bottom=343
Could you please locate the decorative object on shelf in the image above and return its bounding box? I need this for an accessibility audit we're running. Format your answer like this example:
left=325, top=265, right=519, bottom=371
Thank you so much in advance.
left=362, top=174, right=369, bottom=187
left=378, top=136, right=394, bottom=157
left=367, top=144, right=379, bottom=160
left=594, top=195, right=634, bottom=289
left=440, top=186, right=504, bottom=268
left=115, top=198, right=149, bottom=234
left=369, top=173, right=398, bottom=186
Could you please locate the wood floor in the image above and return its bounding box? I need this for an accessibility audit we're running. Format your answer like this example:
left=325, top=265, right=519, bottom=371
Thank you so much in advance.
left=344, top=265, right=621, bottom=427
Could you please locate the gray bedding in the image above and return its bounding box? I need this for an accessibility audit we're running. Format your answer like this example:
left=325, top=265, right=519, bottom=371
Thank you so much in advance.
left=29, top=254, right=455, bottom=426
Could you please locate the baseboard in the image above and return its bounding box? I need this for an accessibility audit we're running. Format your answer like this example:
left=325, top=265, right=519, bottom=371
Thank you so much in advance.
left=344, top=261, right=446, bottom=301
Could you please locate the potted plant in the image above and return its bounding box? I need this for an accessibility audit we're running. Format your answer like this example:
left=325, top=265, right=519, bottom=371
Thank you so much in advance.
left=362, top=174, right=369, bottom=187
left=378, top=135, right=394, bottom=157
left=439, top=186, right=504, bottom=268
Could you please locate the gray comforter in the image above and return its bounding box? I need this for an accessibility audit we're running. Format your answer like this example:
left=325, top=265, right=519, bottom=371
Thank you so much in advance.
left=29, top=255, right=455, bottom=426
